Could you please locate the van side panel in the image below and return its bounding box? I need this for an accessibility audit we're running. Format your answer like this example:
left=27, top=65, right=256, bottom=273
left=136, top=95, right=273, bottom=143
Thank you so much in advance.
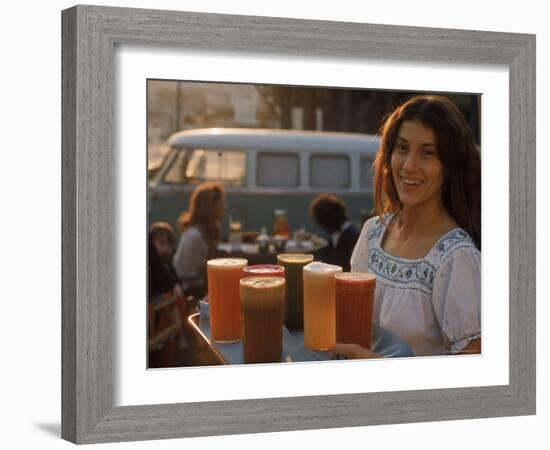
left=148, top=130, right=380, bottom=238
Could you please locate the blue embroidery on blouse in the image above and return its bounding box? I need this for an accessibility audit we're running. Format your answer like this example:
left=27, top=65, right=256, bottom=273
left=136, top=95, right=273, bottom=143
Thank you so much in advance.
left=367, top=216, right=384, bottom=241
left=369, top=248, right=436, bottom=295
left=435, top=229, right=472, bottom=253
left=366, top=219, right=476, bottom=295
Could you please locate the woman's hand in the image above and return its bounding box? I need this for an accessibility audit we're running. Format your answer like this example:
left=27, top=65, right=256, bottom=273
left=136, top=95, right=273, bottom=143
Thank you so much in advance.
left=331, top=343, right=381, bottom=359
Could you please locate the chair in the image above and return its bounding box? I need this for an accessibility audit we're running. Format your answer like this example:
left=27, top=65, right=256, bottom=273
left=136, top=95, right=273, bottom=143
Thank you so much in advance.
left=148, top=294, right=182, bottom=367
left=148, top=294, right=200, bottom=367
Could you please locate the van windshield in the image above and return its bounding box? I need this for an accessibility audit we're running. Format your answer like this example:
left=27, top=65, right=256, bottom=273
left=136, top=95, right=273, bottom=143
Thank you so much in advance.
left=164, top=148, right=246, bottom=186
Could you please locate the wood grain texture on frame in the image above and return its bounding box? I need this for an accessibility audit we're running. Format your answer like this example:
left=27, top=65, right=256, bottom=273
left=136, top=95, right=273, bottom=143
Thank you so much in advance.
left=61, top=4, right=536, bottom=444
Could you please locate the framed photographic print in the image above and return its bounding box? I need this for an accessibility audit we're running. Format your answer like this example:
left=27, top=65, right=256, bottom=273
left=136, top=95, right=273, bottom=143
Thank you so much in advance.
left=145, top=80, right=482, bottom=370
left=62, top=4, right=535, bottom=444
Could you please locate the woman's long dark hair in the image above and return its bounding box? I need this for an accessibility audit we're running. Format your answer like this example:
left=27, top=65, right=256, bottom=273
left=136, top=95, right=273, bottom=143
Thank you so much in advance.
left=373, top=95, right=481, bottom=250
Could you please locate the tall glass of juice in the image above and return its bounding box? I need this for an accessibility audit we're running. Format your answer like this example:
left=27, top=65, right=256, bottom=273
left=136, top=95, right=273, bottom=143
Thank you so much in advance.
left=303, top=261, right=342, bottom=351
left=240, top=276, right=285, bottom=363
left=335, top=272, right=376, bottom=349
left=276, top=253, right=314, bottom=330
left=207, top=258, right=248, bottom=343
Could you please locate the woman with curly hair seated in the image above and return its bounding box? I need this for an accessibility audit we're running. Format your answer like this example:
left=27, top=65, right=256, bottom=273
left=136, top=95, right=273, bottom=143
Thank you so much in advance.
left=173, top=182, right=226, bottom=297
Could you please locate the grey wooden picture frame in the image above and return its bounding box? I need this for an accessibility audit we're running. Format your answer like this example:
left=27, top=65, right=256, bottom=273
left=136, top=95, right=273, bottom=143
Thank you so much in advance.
left=61, top=4, right=536, bottom=444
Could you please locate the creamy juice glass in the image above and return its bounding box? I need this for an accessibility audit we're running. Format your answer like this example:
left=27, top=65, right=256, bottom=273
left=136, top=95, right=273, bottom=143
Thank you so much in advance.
left=276, top=253, right=314, bottom=330
left=335, top=272, right=376, bottom=349
left=303, top=261, right=342, bottom=350
left=240, top=276, right=285, bottom=363
left=207, top=258, right=248, bottom=342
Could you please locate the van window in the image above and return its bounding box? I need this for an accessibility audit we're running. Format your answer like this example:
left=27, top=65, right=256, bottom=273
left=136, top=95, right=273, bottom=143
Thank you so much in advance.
left=164, top=148, right=246, bottom=186
left=310, top=154, right=350, bottom=188
left=360, top=156, right=375, bottom=189
left=257, top=152, right=299, bottom=187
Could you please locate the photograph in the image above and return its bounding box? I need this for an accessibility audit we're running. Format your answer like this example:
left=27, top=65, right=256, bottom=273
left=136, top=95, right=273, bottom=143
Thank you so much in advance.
left=146, top=80, right=482, bottom=368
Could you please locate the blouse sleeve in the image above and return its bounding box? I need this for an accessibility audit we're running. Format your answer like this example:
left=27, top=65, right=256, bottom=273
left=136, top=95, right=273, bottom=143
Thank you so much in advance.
left=431, top=246, right=481, bottom=354
left=350, top=219, right=371, bottom=272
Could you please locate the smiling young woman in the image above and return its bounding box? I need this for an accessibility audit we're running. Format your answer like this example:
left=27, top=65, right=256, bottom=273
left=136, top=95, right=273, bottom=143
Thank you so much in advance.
left=375, top=96, right=481, bottom=250
left=334, top=95, right=481, bottom=358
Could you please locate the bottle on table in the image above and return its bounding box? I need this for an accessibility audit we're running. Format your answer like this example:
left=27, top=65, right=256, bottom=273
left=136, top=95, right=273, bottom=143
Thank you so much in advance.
left=272, top=209, right=289, bottom=238
left=256, top=227, right=270, bottom=253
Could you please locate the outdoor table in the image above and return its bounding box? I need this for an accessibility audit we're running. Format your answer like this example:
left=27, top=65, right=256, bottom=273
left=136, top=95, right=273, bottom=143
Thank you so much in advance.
left=188, top=301, right=415, bottom=365
left=215, top=238, right=329, bottom=266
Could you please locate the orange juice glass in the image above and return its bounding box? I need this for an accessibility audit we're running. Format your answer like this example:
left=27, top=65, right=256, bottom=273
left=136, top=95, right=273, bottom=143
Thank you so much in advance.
left=335, top=272, right=376, bottom=349
left=303, top=261, right=342, bottom=351
left=207, top=258, right=248, bottom=342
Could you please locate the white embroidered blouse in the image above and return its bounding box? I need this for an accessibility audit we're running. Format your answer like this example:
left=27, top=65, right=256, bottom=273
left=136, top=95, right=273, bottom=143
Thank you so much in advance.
left=350, top=214, right=481, bottom=356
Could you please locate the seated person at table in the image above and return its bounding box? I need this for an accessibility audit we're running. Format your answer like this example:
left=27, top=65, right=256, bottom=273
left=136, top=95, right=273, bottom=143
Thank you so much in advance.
left=309, top=193, right=359, bottom=272
left=173, top=182, right=226, bottom=298
left=332, top=95, right=481, bottom=359
left=148, top=221, right=182, bottom=302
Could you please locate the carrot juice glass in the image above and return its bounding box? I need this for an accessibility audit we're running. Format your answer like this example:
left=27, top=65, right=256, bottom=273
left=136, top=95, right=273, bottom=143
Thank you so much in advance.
left=303, top=261, right=342, bottom=351
left=207, top=258, right=248, bottom=343
left=335, top=272, right=376, bottom=349
left=240, top=276, right=285, bottom=363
